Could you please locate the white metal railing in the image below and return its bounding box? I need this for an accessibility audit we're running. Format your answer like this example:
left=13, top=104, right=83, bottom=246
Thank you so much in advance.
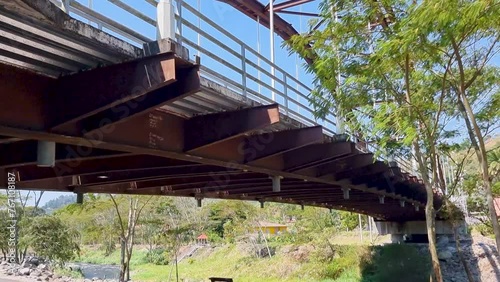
left=48, top=0, right=413, bottom=175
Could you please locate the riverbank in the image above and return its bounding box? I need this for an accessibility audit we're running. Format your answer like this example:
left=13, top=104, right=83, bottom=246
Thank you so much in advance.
left=2, top=234, right=498, bottom=282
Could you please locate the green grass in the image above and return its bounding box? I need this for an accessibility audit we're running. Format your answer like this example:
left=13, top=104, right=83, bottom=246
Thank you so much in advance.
left=132, top=244, right=362, bottom=282
left=75, top=246, right=149, bottom=266
left=75, top=243, right=430, bottom=282
left=359, top=244, right=431, bottom=282
left=53, top=267, right=84, bottom=279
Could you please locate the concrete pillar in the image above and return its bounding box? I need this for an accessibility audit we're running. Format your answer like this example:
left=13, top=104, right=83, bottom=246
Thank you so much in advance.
left=157, top=0, right=175, bottom=40
left=37, top=141, right=55, bottom=167
left=76, top=193, right=84, bottom=204
left=374, top=220, right=467, bottom=243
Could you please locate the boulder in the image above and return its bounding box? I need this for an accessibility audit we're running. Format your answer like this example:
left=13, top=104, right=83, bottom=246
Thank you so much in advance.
left=437, top=235, right=450, bottom=247
left=30, top=270, right=42, bottom=277
left=38, top=263, right=49, bottom=271
left=19, top=267, right=31, bottom=275
left=438, top=250, right=453, bottom=261
left=67, top=263, right=82, bottom=272
left=29, top=257, right=40, bottom=266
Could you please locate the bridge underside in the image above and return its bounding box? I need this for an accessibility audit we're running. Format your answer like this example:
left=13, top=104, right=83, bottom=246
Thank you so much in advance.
left=0, top=0, right=442, bottom=221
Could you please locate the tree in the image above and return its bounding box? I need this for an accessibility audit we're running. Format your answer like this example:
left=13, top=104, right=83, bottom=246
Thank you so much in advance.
left=286, top=1, right=477, bottom=280
left=21, top=215, right=79, bottom=266
left=110, top=195, right=152, bottom=282
left=204, top=200, right=257, bottom=240
left=407, top=0, right=500, bottom=251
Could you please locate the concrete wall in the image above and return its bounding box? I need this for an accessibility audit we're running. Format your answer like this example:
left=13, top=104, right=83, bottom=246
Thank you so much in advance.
left=375, top=220, right=467, bottom=236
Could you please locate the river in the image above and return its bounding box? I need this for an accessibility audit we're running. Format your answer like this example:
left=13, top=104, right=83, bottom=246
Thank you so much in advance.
left=69, top=262, right=120, bottom=280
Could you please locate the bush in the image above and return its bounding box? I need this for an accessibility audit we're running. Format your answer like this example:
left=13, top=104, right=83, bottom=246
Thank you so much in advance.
left=360, top=244, right=431, bottom=282
left=22, top=216, right=80, bottom=266
left=322, top=245, right=364, bottom=279
left=145, top=248, right=170, bottom=265
left=474, top=223, right=494, bottom=237
left=98, top=240, right=116, bottom=257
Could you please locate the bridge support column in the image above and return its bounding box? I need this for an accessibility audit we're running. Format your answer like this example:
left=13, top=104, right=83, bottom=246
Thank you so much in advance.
left=375, top=220, right=467, bottom=243
left=76, top=193, right=84, bottom=204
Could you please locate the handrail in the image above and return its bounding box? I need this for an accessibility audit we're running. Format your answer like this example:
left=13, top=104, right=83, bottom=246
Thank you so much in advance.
left=47, top=0, right=413, bottom=175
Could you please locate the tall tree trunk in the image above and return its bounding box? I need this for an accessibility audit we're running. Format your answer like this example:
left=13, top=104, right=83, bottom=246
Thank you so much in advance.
left=450, top=37, right=500, bottom=252
left=414, top=142, right=443, bottom=282
left=119, top=238, right=126, bottom=282
left=458, top=97, right=500, bottom=251
left=452, top=219, right=475, bottom=282
left=404, top=52, right=442, bottom=282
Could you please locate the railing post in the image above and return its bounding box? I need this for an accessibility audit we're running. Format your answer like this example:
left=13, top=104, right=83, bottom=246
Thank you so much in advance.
left=176, top=0, right=183, bottom=45
left=241, top=45, right=247, bottom=97
left=61, top=0, right=70, bottom=14
left=283, top=74, right=289, bottom=115
left=269, top=0, right=275, bottom=101
left=157, top=0, right=175, bottom=40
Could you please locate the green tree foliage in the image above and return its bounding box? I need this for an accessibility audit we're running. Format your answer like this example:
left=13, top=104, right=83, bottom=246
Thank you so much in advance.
left=285, top=0, right=500, bottom=279
left=55, top=195, right=120, bottom=247
left=0, top=210, right=13, bottom=259
left=42, top=195, right=76, bottom=214
left=203, top=200, right=257, bottom=240
left=22, top=216, right=80, bottom=265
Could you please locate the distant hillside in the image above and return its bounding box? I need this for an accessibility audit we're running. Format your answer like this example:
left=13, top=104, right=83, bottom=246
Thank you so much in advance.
left=42, top=194, right=76, bottom=213
left=485, top=135, right=500, bottom=151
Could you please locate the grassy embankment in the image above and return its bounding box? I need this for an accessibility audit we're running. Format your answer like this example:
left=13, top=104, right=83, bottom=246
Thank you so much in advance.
left=76, top=239, right=431, bottom=282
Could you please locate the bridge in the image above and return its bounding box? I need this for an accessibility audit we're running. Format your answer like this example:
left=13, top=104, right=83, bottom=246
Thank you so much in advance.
left=0, top=0, right=446, bottom=227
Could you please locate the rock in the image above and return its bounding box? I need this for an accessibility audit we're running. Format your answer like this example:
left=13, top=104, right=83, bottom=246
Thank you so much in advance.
left=38, top=263, right=49, bottom=271
left=29, top=257, right=40, bottom=266
left=67, top=263, right=82, bottom=272
left=30, top=270, right=42, bottom=277
left=436, top=235, right=450, bottom=247
left=446, top=246, right=457, bottom=253
left=19, top=267, right=31, bottom=275
left=438, top=250, right=453, bottom=261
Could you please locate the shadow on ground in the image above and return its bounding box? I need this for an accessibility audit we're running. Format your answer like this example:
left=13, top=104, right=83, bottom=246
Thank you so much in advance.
left=358, top=234, right=500, bottom=282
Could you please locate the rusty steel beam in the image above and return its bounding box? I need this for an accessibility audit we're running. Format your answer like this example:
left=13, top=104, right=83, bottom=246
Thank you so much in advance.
left=284, top=142, right=354, bottom=172
left=0, top=140, right=125, bottom=168
left=245, top=126, right=323, bottom=163
left=231, top=185, right=351, bottom=198
left=268, top=0, right=316, bottom=12
left=78, top=65, right=200, bottom=135
left=50, top=52, right=178, bottom=130
left=79, top=172, right=267, bottom=192
left=315, top=153, right=374, bottom=178
left=217, top=0, right=298, bottom=40
left=216, top=0, right=314, bottom=64
left=0, top=64, right=54, bottom=131
left=5, top=155, right=194, bottom=183
left=0, top=122, right=426, bottom=206
left=207, top=181, right=341, bottom=195
left=115, top=178, right=309, bottom=196
left=334, top=161, right=388, bottom=181
left=0, top=64, right=430, bottom=209
left=276, top=10, right=319, bottom=17
left=0, top=136, right=21, bottom=144
left=184, top=104, right=280, bottom=152
left=14, top=164, right=236, bottom=190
